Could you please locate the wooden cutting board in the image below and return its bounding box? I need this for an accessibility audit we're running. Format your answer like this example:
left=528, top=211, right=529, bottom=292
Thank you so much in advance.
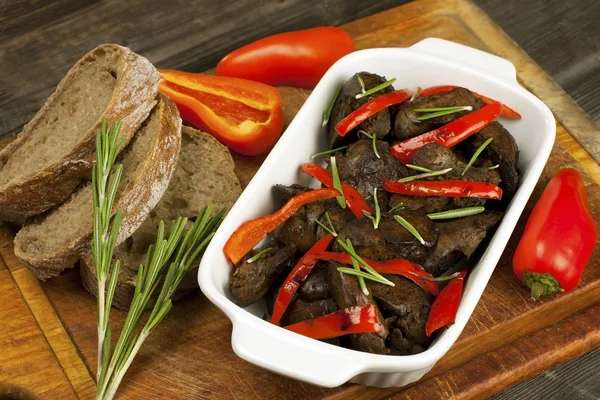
left=2, top=0, right=600, bottom=399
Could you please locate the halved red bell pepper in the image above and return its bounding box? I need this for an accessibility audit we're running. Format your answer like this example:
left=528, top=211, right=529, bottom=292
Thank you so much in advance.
left=271, top=234, right=334, bottom=325
left=513, top=168, right=597, bottom=300
left=301, top=163, right=373, bottom=218
left=383, top=179, right=503, bottom=200
left=313, top=252, right=438, bottom=295
left=426, top=270, right=467, bottom=336
left=390, top=103, right=502, bottom=164
left=159, top=70, right=284, bottom=156
left=418, top=85, right=521, bottom=119
left=216, top=27, right=354, bottom=90
left=335, top=89, right=413, bottom=136
left=284, top=305, right=382, bottom=339
left=223, top=188, right=340, bottom=264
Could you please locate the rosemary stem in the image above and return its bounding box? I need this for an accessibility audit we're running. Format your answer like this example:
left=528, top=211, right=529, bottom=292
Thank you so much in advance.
left=103, top=330, right=149, bottom=400
left=96, top=281, right=106, bottom=382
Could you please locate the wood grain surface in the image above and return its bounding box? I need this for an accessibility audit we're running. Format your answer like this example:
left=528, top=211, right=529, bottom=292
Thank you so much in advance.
left=1, top=0, right=600, bottom=399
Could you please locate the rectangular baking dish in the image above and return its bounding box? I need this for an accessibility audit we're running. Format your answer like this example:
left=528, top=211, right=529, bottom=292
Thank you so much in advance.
left=199, top=38, right=556, bottom=388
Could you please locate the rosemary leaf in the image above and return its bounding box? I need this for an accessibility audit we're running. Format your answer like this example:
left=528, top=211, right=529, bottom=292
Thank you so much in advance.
left=355, top=78, right=397, bottom=99
left=315, top=212, right=337, bottom=237
left=422, top=271, right=461, bottom=282
left=311, top=145, right=349, bottom=159
left=357, top=74, right=366, bottom=93
left=389, top=202, right=405, bottom=214
left=345, top=240, right=368, bottom=295
left=322, top=85, right=342, bottom=126
left=488, top=164, right=500, bottom=170
left=397, top=167, right=452, bottom=183
left=406, top=164, right=432, bottom=173
left=394, top=215, right=425, bottom=245
left=336, top=239, right=393, bottom=286
left=427, top=206, right=485, bottom=220
left=337, top=267, right=394, bottom=286
left=357, top=130, right=380, bottom=159
left=463, top=137, right=494, bottom=175
left=247, top=247, right=273, bottom=263
left=415, top=106, right=473, bottom=121
left=330, top=156, right=346, bottom=209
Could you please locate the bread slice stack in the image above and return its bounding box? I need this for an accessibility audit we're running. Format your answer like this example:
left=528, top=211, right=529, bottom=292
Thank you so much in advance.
left=3, top=44, right=242, bottom=307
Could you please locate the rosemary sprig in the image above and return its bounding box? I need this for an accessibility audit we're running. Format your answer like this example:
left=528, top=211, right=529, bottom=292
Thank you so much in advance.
left=410, top=92, right=419, bottom=102
left=397, top=167, right=452, bottom=183
left=422, top=271, right=461, bottom=282
left=363, top=188, right=381, bottom=229
left=415, top=106, right=472, bottom=121
left=488, top=164, right=500, bottom=170
left=355, top=78, right=396, bottom=99
left=336, top=239, right=393, bottom=286
left=394, top=215, right=425, bottom=245
left=357, top=74, right=366, bottom=93
left=463, top=138, right=494, bottom=175
left=92, top=118, right=124, bottom=386
left=345, top=240, right=368, bottom=295
left=311, top=145, right=349, bottom=159
left=336, top=267, right=393, bottom=285
left=427, top=206, right=485, bottom=220
left=315, top=211, right=337, bottom=237
left=358, top=130, right=380, bottom=159
left=330, top=156, right=346, bottom=209
left=406, top=164, right=432, bottom=173
left=322, top=85, right=342, bottom=126
left=247, top=247, right=273, bottom=263
left=389, top=202, right=405, bottom=214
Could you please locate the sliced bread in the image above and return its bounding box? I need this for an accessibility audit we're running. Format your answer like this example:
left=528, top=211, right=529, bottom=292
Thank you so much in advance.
left=0, top=44, right=161, bottom=223
left=13, top=94, right=182, bottom=280
left=80, top=126, right=242, bottom=310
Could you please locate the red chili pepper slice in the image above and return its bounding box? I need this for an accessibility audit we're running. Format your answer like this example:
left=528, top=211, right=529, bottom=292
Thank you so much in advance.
left=418, top=85, right=521, bottom=119
left=313, top=252, right=438, bottom=296
left=335, top=89, right=413, bottom=136
left=390, top=103, right=502, bottom=164
left=223, top=188, right=340, bottom=264
left=301, top=163, right=373, bottom=218
left=513, top=168, right=597, bottom=299
left=382, top=179, right=503, bottom=200
left=284, top=305, right=382, bottom=339
left=426, top=270, right=467, bottom=336
left=271, top=234, right=334, bottom=325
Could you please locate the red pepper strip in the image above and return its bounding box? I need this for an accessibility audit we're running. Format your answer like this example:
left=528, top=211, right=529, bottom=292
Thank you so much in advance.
left=284, top=305, right=382, bottom=339
left=301, top=163, right=373, bottom=218
left=223, top=188, right=340, bottom=264
left=271, top=234, right=334, bottom=325
left=335, top=89, right=413, bottom=136
left=389, top=103, right=502, bottom=164
left=418, top=85, right=521, bottom=119
left=426, top=270, right=467, bottom=336
left=383, top=179, right=503, bottom=200
left=513, top=168, right=597, bottom=299
left=313, top=252, right=438, bottom=296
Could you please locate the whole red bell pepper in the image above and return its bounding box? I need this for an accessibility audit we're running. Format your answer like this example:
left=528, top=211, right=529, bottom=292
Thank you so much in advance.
left=271, top=234, right=334, bottom=325
left=390, top=103, right=502, bottom=164
left=335, top=89, right=413, bottom=136
left=313, top=252, right=438, bottom=295
left=418, top=85, right=521, bottom=119
left=513, top=168, right=597, bottom=300
left=301, top=163, right=373, bottom=218
left=223, top=188, right=340, bottom=264
left=216, top=27, right=354, bottom=89
left=159, top=70, right=283, bottom=156
left=425, top=269, right=467, bottom=336
left=284, top=305, right=382, bottom=339
left=383, top=179, right=503, bottom=200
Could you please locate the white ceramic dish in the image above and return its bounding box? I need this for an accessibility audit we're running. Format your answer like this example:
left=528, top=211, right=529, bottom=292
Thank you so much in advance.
left=199, top=38, right=555, bottom=388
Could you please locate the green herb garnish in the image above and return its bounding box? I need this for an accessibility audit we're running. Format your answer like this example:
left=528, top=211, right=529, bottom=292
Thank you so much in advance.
left=394, top=215, right=425, bottom=245
left=427, top=206, right=485, bottom=220
left=337, top=267, right=395, bottom=286
left=311, top=145, right=349, bottom=159
left=336, top=239, right=393, bottom=286
left=357, top=74, right=366, bottom=93
left=422, top=271, right=461, bottom=282
left=406, top=164, right=432, bottom=173
left=355, top=78, right=397, bottom=100
left=397, top=167, right=452, bottom=183
left=344, top=240, right=368, bottom=295
left=389, top=202, right=405, bottom=214
left=247, top=247, right=274, bottom=263
left=315, top=211, right=337, bottom=237
left=358, top=130, right=380, bottom=159
left=415, top=106, right=473, bottom=121
left=322, top=85, right=342, bottom=126
left=330, top=156, right=346, bottom=209
left=410, top=92, right=419, bottom=102
left=488, top=164, right=500, bottom=170
left=363, top=188, right=381, bottom=229
left=463, top=137, right=494, bottom=175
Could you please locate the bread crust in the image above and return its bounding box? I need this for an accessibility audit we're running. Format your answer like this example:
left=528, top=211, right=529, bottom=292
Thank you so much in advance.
left=0, top=44, right=161, bottom=223
left=14, top=94, right=182, bottom=280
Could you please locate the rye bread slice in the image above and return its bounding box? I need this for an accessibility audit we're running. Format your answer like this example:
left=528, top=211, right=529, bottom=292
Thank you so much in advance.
left=80, top=126, right=242, bottom=310
left=0, top=44, right=161, bottom=223
left=14, top=94, right=182, bottom=280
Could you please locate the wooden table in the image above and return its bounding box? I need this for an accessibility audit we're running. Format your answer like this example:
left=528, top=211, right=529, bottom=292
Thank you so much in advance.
left=1, top=0, right=600, bottom=398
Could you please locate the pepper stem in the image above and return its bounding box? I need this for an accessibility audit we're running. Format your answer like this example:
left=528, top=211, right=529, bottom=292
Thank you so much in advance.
left=523, top=271, right=564, bottom=301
